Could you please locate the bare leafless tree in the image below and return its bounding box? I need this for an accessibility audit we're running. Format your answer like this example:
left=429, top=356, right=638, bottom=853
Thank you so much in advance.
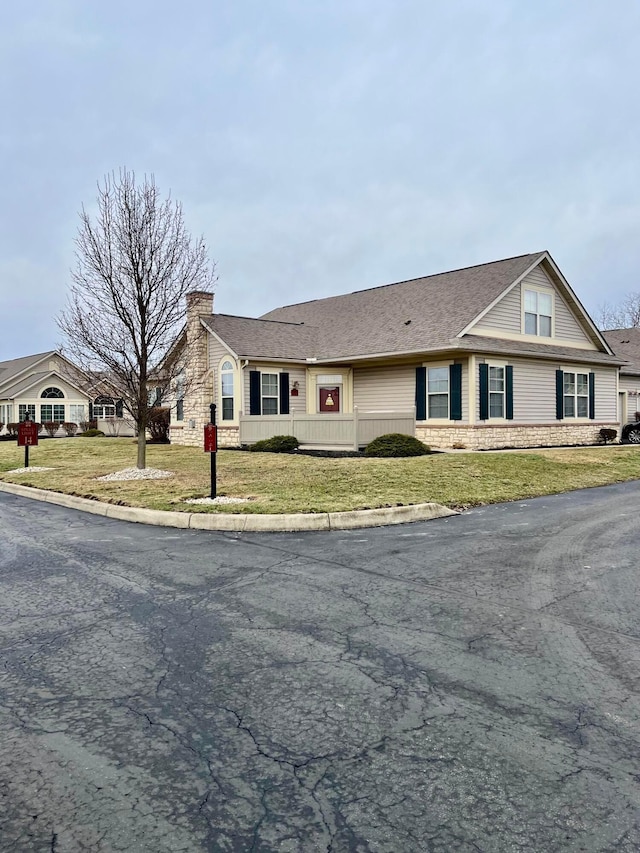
left=58, top=169, right=216, bottom=469
left=596, top=294, right=640, bottom=330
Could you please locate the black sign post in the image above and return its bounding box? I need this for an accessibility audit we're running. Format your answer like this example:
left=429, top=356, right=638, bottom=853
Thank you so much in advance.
left=204, top=403, right=218, bottom=499
left=17, top=412, right=38, bottom=468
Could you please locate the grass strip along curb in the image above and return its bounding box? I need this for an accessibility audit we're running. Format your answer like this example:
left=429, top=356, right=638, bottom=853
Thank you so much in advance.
left=0, top=480, right=458, bottom=532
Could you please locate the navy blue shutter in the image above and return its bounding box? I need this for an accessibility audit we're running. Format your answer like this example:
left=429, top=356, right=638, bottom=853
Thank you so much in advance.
left=449, top=364, right=462, bottom=421
left=115, top=400, right=124, bottom=418
left=88, top=401, right=94, bottom=421
left=556, top=370, right=564, bottom=420
left=505, top=366, right=513, bottom=420
left=415, top=367, right=426, bottom=420
left=589, top=372, right=595, bottom=419
left=479, top=363, right=489, bottom=421
left=249, top=371, right=261, bottom=415
left=279, top=372, right=290, bottom=415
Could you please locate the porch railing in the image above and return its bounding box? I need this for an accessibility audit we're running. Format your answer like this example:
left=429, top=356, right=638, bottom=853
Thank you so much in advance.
left=238, top=407, right=416, bottom=450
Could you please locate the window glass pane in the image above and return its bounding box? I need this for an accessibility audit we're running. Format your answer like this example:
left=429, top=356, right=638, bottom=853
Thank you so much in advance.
left=524, top=313, right=537, bottom=335
left=221, top=361, right=233, bottom=371
left=539, top=315, right=552, bottom=337
left=222, top=398, right=234, bottom=420
left=564, top=373, right=575, bottom=394
left=489, top=393, right=504, bottom=418
left=262, top=374, right=278, bottom=396
left=221, top=374, right=234, bottom=395
left=564, top=396, right=575, bottom=417
left=41, top=405, right=52, bottom=422
left=577, top=397, right=588, bottom=418
left=577, top=374, right=589, bottom=395
left=524, top=290, right=537, bottom=312
left=428, top=394, right=448, bottom=418
left=53, top=404, right=64, bottom=421
left=262, top=398, right=278, bottom=415
left=489, top=367, right=504, bottom=391
left=428, top=367, right=448, bottom=393
left=538, top=293, right=552, bottom=315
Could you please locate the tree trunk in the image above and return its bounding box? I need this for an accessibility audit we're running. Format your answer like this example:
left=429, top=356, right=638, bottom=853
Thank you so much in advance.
left=137, top=427, right=146, bottom=469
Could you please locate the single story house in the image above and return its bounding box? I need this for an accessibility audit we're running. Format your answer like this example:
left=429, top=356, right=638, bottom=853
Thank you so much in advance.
left=169, top=250, right=626, bottom=451
left=0, top=351, right=91, bottom=433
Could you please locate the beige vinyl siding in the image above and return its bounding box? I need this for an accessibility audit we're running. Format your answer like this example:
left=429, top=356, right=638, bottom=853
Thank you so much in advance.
left=207, top=335, right=233, bottom=402
left=242, top=363, right=306, bottom=415
left=353, top=365, right=415, bottom=411
left=474, top=284, right=521, bottom=334
left=619, top=374, right=640, bottom=417
left=592, top=367, right=618, bottom=421
left=354, top=361, right=468, bottom=421
left=475, top=357, right=617, bottom=423
left=473, top=266, right=597, bottom=348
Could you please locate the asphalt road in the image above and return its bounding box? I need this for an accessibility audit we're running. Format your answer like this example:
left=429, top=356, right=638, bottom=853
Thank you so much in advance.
left=1, top=484, right=640, bottom=852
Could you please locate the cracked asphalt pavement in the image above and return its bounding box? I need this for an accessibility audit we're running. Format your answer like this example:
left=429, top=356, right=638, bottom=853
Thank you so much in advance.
left=1, top=482, right=640, bottom=852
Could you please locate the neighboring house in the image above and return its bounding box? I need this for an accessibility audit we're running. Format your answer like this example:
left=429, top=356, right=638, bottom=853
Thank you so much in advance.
left=0, top=351, right=90, bottom=433
left=601, top=328, right=640, bottom=424
left=171, top=251, right=624, bottom=451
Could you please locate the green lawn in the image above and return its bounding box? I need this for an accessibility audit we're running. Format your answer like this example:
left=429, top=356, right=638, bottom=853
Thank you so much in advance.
left=0, top=438, right=639, bottom=514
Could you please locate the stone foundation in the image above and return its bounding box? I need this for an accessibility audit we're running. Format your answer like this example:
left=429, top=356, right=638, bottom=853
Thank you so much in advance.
left=416, top=422, right=620, bottom=451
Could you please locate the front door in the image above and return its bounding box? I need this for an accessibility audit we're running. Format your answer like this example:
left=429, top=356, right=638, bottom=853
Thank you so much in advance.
left=319, top=386, right=340, bottom=413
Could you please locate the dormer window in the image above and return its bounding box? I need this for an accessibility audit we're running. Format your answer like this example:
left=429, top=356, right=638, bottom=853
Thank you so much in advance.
left=524, top=289, right=553, bottom=337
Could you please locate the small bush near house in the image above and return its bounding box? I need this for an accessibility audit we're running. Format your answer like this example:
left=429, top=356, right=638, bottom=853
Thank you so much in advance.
left=79, top=428, right=105, bottom=437
left=80, top=420, right=98, bottom=432
left=42, top=421, right=61, bottom=437
left=249, top=435, right=300, bottom=453
left=62, top=422, right=78, bottom=437
left=599, top=428, right=617, bottom=444
left=147, top=407, right=170, bottom=443
left=6, top=423, right=19, bottom=437
left=365, top=433, right=430, bottom=458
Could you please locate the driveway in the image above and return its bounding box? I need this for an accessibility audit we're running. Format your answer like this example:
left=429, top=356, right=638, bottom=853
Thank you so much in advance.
left=1, top=483, right=639, bottom=851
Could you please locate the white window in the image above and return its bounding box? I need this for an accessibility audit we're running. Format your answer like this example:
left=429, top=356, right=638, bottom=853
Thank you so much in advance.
left=221, top=360, right=234, bottom=421
left=427, top=367, right=449, bottom=418
left=524, top=289, right=553, bottom=337
left=41, top=404, right=65, bottom=422
left=94, top=403, right=116, bottom=418
left=19, top=404, right=35, bottom=422
left=489, top=366, right=505, bottom=418
left=261, top=373, right=279, bottom=415
left=69, top=404, right=86, bottom=424
left=563, top=372, right=589, bottom=418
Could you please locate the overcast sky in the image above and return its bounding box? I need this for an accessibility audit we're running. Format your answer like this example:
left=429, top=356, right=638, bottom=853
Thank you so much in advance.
left=2, top=0, right=639, bottom=360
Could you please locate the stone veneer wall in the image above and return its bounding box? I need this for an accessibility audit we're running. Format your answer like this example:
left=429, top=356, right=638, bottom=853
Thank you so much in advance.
left=416, top=422, right=620, bottom=450
left=169, top=424, right=239, bottom=448
left=172, top=291, right=214, bottom=448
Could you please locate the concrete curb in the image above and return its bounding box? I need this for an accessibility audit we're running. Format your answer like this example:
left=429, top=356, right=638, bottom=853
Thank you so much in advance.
left=0, top=480, right=458, bottom=532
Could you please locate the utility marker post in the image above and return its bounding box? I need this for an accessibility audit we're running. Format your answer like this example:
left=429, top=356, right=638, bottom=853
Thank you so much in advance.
left=204, top=404, right=218, bottom=499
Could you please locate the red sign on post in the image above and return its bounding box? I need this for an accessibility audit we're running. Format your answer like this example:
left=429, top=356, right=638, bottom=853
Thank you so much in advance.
left=18, top=421, right=39, bottom=447
left=204, top=423, right=218, bottom=453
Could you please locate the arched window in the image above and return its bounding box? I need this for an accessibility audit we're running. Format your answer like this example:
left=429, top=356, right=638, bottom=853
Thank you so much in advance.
left=221, top=360, right=234, bottom=421
left=41, top=387, right=64, bottom=398
left=93, top=396, right=116, bottom=418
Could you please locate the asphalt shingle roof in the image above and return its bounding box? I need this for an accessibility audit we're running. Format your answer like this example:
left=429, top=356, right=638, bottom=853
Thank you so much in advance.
left=602, top=328, right=640, bottom=374
left=201, top=315, right=318, bottom=360
left=259, top=252, right=545, bottom=358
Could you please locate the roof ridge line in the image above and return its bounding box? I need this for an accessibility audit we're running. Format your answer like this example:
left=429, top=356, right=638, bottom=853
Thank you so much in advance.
left=262, top=251, right=546, bottom=313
